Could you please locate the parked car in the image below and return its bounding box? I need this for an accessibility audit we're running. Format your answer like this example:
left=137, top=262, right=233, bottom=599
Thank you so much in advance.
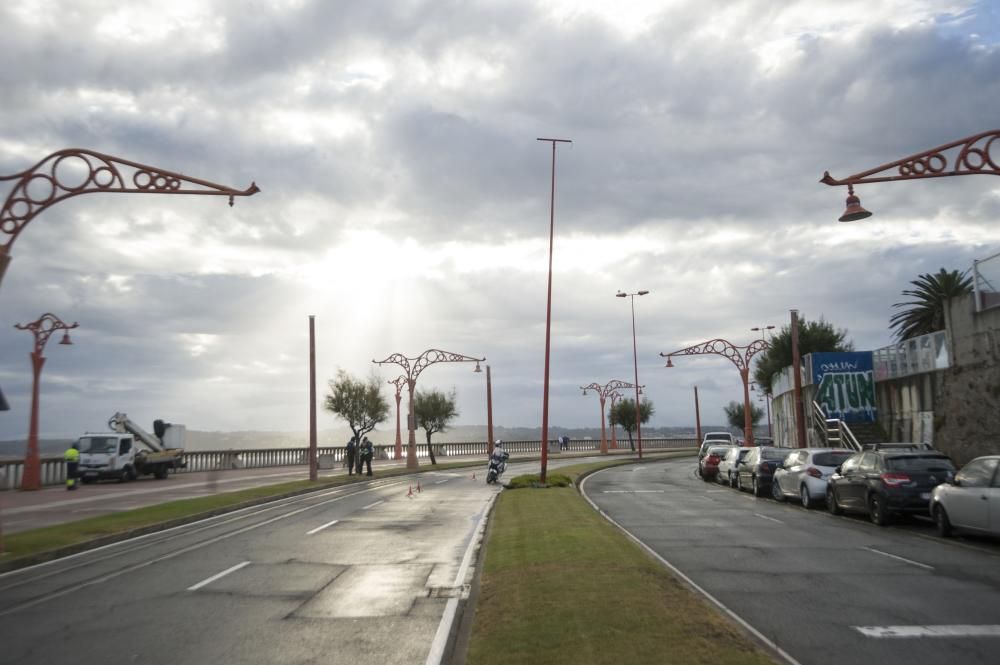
left=826, top=449, right=955, bottom=525
left=930, top=455, right=1000, bottom=538
left=717, top=446, right=752, bottom=486
left=699, top=432, right=735, bottom=460
left=771, top=448, right=855, bottom=508
left=699, top=445, right=733, bottom=482
left=735, top=446, right=788, bottom=497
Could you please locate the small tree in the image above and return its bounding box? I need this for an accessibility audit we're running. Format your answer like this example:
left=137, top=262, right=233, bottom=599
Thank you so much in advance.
left=890, top=268, right=972, bottom=341
left=414, top=388, right=459, bottom=465
left=722, top=401, right=763, bottom=435
left=609, top=397, right=654, bottom=452
left=752, top=317, right=853, bottom=394
left=324, top=370, right=389, bottom=445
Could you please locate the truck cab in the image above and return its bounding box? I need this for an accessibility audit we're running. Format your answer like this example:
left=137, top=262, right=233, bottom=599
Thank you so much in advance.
left=78, top=433, right=140, bottom=482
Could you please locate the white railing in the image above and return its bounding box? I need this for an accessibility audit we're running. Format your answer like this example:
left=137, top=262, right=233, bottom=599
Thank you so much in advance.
left=872, top=330, right=949, bottom=381
left=0, top=437, right=698, bottom=489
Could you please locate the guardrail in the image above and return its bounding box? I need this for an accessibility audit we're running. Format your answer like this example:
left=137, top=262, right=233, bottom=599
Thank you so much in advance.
left=0, top=437, right=697, bottom=489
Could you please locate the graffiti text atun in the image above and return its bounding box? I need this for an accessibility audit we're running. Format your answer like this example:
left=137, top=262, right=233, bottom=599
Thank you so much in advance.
left=816, top=371, right=877, bottom=422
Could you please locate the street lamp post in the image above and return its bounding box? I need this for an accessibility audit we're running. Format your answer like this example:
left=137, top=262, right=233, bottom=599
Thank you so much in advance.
left=750, top=325, right=775, bottom=439
left=388, top=375, right=408, bottom=460
left=537, top=137, right=571, bottom=484
left=751, top=381, right=773, bottom=438
left=485, top=365, right=495, bottom=457
left=693, top=386, right=702, bottom=444
left=661, top=336, right=769, bottom=446
left=581, top=379, right=640, bottom=454
left=373, top=349, right=485, bottom=469
left=14, top=313, right=78, bottom=490
left=0, top=149, right=258, bottom=289
left=820, top=129, right=1000, bottom=222
left=608, top=391, right=623, bottom=449
left=617, top=290, right=649, bottom=458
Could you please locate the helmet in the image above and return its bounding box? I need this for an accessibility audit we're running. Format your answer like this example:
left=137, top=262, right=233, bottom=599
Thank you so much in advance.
left=494, top=440, right=503, bottom=447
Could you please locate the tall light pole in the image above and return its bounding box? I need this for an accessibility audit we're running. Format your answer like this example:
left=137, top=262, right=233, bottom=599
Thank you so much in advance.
left=0, top=149, right=258, bottom=289
left=537, top=137, right=571, bottom=483
left=751, top=381, right=772, bottom=438
left=388, top=375, right=408, bottom=460
left=820, top=129, right=1000, bottom=222
left=485, top=365, right=495, bottom=457
left=617, top=290, right=649, bottom=458
left=373, top=349, right=484, bottom=469
left=308, top=316, right=317, bottom=482
left=693, top=386, right=702, bottom=444
left=790, top=310, right=807, bottom=448
left=14, top=313, right=78, bottom=490
left=750, top=325, right=775, bottom=440
left=581, top=379, right=639, bottom=454
left=662, top=336, right=769, bottom=446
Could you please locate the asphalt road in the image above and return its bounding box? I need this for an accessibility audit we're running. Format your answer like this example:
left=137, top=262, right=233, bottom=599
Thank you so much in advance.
left=580, top=458, right=1000, bottom=665
left=0, top=457, right=592, bottom=665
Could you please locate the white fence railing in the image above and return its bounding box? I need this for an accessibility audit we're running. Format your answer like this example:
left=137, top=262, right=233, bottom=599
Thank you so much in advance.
left=0, top=438, right=697, bottom=490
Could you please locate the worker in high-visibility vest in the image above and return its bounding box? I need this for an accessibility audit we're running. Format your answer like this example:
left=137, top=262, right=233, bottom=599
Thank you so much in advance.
left=64, top=443, right=80, bottom=490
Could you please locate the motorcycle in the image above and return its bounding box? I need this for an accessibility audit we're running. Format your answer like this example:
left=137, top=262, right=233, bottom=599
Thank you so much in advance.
left=486, top=450, right=509, bottom=484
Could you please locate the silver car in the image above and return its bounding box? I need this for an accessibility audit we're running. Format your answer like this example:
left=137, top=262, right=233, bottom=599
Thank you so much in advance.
left=771, top=448, right=855, bottom=508
left=716, top=446, right=751, bottom=487
left=930, top=455, right=1000, bottom=538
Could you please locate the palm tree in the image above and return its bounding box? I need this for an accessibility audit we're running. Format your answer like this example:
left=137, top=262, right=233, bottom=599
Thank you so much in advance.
left=889, top=268, right=972, bottom=341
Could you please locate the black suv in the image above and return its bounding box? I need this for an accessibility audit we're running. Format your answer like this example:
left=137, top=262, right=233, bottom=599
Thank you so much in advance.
left=826, top=449, right=955, bottom=525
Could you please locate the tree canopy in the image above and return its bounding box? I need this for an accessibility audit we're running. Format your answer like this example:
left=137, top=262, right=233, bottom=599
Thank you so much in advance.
left=723, top=400, right=764, bottom=432
left=752, top=317, right=853, bottom=394
left=324, top=370, right=389, bottom=444
left=889, top=268, right=972, bottom=341
left=609, top=397, right=654, bottom=452
left=414, top=388, right=459, bottom=464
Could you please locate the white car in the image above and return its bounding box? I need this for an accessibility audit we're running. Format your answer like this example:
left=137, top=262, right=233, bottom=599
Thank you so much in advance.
left=771, top=448, right=856, bottom=508
left=699, top=432, right=735, bottom=459
left=930, top=455, right=999, bottom=538
left=716, top=446, right=751, bottom=487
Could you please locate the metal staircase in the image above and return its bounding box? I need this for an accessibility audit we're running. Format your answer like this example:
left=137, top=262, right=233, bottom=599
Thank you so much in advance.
left=811, top=401, right=863, bottom=451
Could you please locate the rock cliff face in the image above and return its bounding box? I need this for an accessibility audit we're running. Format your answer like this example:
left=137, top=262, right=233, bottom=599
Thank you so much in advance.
left=935, top=363, right=1000, bottom=466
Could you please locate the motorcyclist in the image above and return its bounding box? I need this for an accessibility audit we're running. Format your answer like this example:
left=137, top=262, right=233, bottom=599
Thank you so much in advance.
left=489, top=440, right=509, bottom=480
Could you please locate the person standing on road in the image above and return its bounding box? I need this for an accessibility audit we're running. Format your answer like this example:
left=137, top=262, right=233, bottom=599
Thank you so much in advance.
left=64, top=442, right=80, bottom=491
left=345, top=437, right=357, bottom=476
left=360, top=437, right=374, bottom=476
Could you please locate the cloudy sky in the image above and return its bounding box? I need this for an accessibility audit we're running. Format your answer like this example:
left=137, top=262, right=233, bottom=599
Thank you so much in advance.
left=1, top=0, right=998, bottom=443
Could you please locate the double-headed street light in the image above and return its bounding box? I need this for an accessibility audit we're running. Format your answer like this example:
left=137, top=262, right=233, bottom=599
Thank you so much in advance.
left=616, top=290, right=649, bottom=459
left=14, top=313, right=78, bottom=490
left=373, top=349, right=484, bottom=469
left=388, top=375, right=408, bottom=460
left=661, top=336, right=769, bottom=446
left=580, top=379, right=640, bottom=454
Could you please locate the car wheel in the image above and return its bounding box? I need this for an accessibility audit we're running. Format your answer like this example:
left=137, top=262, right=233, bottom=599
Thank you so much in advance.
left=772, top=479, right=785, bottom=502
left=800, top=485, right=813, bottom=509
left=827, top=486, right=843, bottom=515
left=934, top=504, right=953, bottom=538
left=118, top=467, right=131, bottom=483
left=735, top=473, right=743, bottom=492
left=752, top=476, right=763, bottom=497
left=868, top=493, right=890, bottom=526
left=727, top=471, right=734, bottom=487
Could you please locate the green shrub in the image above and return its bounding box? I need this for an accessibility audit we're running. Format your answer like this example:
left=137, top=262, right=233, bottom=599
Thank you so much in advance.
left=506, top=473, right=573, bottom=489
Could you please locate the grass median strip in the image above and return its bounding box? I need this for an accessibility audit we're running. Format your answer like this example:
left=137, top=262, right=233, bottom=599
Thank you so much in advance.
left=466, top=459, right=777, bottom=665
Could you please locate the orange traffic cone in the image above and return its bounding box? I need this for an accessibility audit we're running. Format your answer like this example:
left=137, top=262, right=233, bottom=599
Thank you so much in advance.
left=417, top=482, right=421, bottom=493
left=407, top=485, right=413, bottom=498
left=472, top=472, right=476, bottom=480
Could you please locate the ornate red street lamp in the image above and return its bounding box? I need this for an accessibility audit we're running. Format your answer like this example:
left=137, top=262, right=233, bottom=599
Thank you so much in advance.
left=581, top=379, right=639, bottom=454
left=0, top=148, right=258, bottom=288
left=617, top=290, right=649, bottom=458
left=661, top=337, right=769, bottom=446
left=388, top=375, right=408, bottom=460
left=373, top=349, right=485, bottom=469
left=14, top=313, right=78, bottom=490
left=537, top=137, right=571, bottom=484
left=821, top=129, right=1000, bottom=222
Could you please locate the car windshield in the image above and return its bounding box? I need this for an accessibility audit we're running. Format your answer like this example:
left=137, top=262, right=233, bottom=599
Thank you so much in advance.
left=813, top=451, right=855, bottom=467
left=709, top=446, right=730, bottom=457
left=705, top=434, right=730, bottom=441
left=760, top=447, right=787, bottom=461
left=886, top=456, right=955, bottom=472
left=78, top=437, right=117, bottom=454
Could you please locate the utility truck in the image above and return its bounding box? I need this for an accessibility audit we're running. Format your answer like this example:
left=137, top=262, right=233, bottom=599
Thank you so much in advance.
left=77, top=413, right=186, bottom=482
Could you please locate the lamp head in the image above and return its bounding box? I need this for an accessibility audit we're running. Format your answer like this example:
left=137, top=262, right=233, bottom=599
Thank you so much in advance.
left=582, top=389, right=588, bottom=396
left=59, top=332, right=73, bottom=345
left=474, top=361, right=482, bottom=373
left=616, top=291, right=626, bottom=298
left=839, top=185, right=872, bottom=222
left=665, top=357, right=674, bottom=368
left=638, top=290, right=649, bottom=296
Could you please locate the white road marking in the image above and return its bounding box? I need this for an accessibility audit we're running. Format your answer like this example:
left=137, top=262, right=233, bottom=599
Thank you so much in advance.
left=434, top=479, right=450, bottom=485
left=854, top=625, right=1000, bottom=638
left=362, top=500, right=384, bottom=510
left=602, top=490, right=665, bottom=494
left=187, top=561, right=250, bottom=591
left=864, top=547, right=934, bottom=570
left=754, top=513, right=784, bottom=524
left=306, top=519, right=339, bottom=535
